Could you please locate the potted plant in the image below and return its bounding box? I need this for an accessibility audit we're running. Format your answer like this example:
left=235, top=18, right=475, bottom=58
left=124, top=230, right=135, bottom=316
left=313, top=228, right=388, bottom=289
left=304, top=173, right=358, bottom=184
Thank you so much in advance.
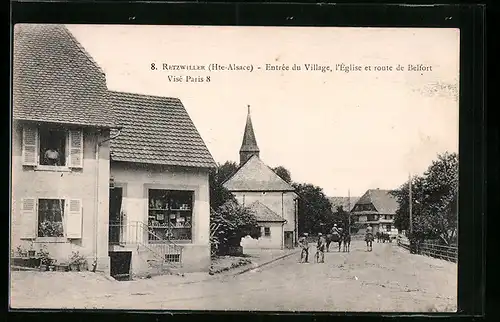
left=69, top=251, right=87, bottom=271
left=38, top=247, right=52, bottom=271
left=17, top=245, right=27, bottom=258
left=39, top=221, right=64, bottom=237
left=28, top=241, right=36, bottom=258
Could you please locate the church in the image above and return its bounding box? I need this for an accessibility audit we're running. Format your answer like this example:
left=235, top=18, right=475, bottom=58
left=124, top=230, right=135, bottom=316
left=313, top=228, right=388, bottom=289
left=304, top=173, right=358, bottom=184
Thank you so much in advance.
left=223, top=106, right=298, bottom=249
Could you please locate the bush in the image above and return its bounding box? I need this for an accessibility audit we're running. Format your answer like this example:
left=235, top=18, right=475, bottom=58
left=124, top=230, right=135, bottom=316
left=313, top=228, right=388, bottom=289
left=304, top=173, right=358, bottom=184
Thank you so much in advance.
left=210, top=200, right=261, bottom=255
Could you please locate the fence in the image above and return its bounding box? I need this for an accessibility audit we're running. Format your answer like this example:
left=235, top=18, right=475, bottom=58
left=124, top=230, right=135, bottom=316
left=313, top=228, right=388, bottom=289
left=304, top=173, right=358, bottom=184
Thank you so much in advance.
left=397, top=237, right=457, bottom=263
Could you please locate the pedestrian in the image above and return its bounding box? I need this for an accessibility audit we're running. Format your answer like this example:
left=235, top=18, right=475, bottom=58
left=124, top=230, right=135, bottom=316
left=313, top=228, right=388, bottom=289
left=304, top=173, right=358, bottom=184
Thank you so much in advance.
left=316, top=233, right=326, bottom=263
left=298, top=233, right=309, bottom=263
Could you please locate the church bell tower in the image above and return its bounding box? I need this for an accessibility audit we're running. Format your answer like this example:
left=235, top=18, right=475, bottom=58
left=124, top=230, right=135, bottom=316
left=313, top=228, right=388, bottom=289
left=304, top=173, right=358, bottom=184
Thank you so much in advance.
left=239, top=105, right=260, bottom=165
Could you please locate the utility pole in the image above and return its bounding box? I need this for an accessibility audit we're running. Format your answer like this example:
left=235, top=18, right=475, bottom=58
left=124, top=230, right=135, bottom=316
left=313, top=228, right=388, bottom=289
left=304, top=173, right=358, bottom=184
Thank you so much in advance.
left=348, top=189, right=351, bottom=235
left=408, top=173, right=413, bottom=235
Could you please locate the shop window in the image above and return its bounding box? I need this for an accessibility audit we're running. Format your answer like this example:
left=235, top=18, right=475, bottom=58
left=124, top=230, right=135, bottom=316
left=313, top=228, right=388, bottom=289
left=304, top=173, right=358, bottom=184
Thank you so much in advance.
left=148, top=189, right=193, bottom=243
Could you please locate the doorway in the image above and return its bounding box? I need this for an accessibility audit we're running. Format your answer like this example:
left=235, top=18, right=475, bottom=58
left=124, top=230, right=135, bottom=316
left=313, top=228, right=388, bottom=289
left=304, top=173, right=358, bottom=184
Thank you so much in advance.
left=109, top=187, right=123, bottom=245
left=284, top=231, right=294, bottom=249
left=109, top=251, right=132, bottom=281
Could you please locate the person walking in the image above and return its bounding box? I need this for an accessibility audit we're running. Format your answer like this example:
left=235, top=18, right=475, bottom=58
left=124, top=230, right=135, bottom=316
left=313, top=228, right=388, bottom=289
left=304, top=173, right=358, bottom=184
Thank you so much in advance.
left=316, top=233, right=326, bottom=263
left=298, top=233, right=309, bottom=263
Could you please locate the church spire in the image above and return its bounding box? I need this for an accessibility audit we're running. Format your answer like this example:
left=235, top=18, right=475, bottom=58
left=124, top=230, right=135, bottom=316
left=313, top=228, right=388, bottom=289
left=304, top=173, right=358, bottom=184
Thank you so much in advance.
left=239, top=104, right=260, bottom=165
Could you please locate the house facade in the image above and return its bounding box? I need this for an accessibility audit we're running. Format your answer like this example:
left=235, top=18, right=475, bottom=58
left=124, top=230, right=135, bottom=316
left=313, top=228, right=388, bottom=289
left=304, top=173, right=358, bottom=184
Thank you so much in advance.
left=223, top=107, right=298, bottom=249
left=350, top=189, right=400, bottom=236
left=108, top=91, right=216, bottom=276
left=11, top=24, right=216, bottom=278
left=11, top=24, right=115, bottom=274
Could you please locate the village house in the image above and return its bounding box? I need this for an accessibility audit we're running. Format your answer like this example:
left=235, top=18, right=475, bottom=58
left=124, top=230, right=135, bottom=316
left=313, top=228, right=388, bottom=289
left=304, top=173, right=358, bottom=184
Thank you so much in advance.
left=11, top=24, right=216, bottom=278
left=108, top=91, right=216, bottom=277
left=222, top=106, right=298, bottom=249
left=11, top=24, right=116, bottom=274
left=350, top=189, right=400, bottom=237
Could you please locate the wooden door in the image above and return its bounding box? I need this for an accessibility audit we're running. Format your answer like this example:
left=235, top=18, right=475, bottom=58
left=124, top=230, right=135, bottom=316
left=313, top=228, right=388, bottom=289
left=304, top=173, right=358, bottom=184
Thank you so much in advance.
left=284, top=231, right=294, bottom=249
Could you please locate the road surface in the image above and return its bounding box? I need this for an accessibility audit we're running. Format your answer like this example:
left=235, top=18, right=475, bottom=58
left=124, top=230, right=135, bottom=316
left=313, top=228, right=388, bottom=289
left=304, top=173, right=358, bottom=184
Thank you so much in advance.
left=11, top=241, right=457, bottom=312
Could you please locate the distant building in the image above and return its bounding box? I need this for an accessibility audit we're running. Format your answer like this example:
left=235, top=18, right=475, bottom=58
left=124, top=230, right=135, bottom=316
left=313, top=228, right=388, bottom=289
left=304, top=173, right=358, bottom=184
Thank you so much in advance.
left=223, top=106, right=298, bottom=249
left=329, top=196, right=359, bottom=213
left=350, top=189, right=400, bottom=236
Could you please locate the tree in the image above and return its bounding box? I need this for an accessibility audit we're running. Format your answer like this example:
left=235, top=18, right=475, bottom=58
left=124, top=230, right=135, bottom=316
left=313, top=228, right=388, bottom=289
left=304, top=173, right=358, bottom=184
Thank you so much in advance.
left=209, top=161, right=238, bottom=210
left=218, top=161, right=239, bottom=183
left=272, top=166, right=292, bottom=184
left=391, top=152, right=458, bottom=245
left=293, top=183, right=334, bottom=235
left=210, top=200, right=261, bottom=255
left=330, top=205, right=353, bottom=232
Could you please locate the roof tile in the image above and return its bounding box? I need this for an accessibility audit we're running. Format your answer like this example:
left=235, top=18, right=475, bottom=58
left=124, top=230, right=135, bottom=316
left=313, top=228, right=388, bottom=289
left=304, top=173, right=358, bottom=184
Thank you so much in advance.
left=12, top=24, right=115, bottom=128
left=353, top=189, right=399, bottom=215
left=248, top=201, right=285, bottom=222
left=223, top=155, right=295, bottom=192
left=109, top=91, right=216, bottom=169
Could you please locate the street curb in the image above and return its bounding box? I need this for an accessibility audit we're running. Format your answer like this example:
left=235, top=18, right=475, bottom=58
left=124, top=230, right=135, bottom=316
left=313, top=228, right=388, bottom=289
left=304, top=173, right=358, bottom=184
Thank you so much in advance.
left=233, top=250, right=301, bottom=276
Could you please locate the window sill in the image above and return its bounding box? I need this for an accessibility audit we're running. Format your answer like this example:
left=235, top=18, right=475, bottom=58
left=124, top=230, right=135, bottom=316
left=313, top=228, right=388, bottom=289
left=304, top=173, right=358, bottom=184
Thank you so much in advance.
left=34, top=166, right=72, bottom=172
left=32, top=237, right=68, bottom=243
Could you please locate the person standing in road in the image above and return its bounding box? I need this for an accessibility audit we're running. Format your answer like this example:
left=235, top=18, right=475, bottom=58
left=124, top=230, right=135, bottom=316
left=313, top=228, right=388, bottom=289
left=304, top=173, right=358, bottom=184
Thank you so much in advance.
left=316, top=233, right=326, bottom=263
left=298, top=233, right=309, bottom=263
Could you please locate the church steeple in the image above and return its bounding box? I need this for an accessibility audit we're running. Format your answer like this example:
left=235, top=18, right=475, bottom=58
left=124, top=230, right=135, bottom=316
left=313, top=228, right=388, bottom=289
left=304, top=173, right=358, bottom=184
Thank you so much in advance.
left=239, top=105, right=260, bottom=165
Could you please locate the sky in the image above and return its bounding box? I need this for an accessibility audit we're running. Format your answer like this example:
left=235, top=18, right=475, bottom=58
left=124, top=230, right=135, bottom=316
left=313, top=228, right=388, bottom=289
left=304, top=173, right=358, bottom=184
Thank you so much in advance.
left=67, top=25, right=459, bottom=197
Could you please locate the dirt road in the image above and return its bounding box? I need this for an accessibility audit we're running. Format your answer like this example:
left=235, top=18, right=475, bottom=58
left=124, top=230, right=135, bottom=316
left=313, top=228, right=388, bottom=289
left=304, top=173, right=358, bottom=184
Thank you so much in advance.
left=10, top=241, right=457, bottom=312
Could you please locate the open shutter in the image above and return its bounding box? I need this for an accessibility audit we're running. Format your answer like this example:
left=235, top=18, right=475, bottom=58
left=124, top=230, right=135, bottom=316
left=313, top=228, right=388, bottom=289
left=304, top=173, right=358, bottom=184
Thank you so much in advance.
left=20, top=198, right=37, bottom=239
left=66, top=199, right=83, bottom=239
left=22, top=126, right=38, bottom=166
left=68, top=130, right=83, bottom=168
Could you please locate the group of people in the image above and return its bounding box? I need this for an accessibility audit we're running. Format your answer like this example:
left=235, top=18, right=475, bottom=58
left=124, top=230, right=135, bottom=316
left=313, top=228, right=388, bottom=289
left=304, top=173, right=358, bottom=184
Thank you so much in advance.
left=297, top=224, right=342, bottom=263
left=298, top=224, right=375, bottom=262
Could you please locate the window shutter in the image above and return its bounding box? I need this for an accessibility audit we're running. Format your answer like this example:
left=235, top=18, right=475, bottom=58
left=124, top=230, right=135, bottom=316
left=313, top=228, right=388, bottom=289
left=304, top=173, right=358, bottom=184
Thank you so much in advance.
left=20, top=198, right=37, bottom=239
left=22, top=126, right=38, bottom=166
left=68, top=130, right=83, bottom=168
left=66, top=199, right=83, bottom=239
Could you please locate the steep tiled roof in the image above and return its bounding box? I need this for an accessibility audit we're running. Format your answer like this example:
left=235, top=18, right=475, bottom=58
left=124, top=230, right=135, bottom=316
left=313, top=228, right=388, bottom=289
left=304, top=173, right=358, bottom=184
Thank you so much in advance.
left=12, top=24, right=114, bottom=128
left=329, top=197, right=359, bottom=212
left=109, top=91, right=216, bottom=168
left=248, top=201, right=285, bottom=222
left=354, top=189, right=400, bottom=215
left=223, top=155, right=296, bottom=192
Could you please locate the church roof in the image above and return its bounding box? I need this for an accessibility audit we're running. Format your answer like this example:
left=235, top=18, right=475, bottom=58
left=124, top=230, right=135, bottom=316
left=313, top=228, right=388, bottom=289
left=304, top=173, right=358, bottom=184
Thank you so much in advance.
left=248, top=201, right=285, bottom=222
left=239, top=105, right=260, bottom=153
left=223, top=154, right=296, bottom=192
left=353, top=189, right=399, bottom=215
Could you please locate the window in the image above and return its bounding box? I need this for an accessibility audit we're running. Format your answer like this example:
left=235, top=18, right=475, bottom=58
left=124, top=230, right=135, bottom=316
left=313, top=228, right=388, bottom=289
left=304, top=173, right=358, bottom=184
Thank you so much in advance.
left=264, top=227, right=271, bottom=237
left=20, top=198, right=83, bottom=239
left=39, top=128, right=66, bottom=166
left=38, top=199, right=65, bottom=237
left=148, top=189, right=193, bottom=242
left=22, top=125, right=83, bottom=169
